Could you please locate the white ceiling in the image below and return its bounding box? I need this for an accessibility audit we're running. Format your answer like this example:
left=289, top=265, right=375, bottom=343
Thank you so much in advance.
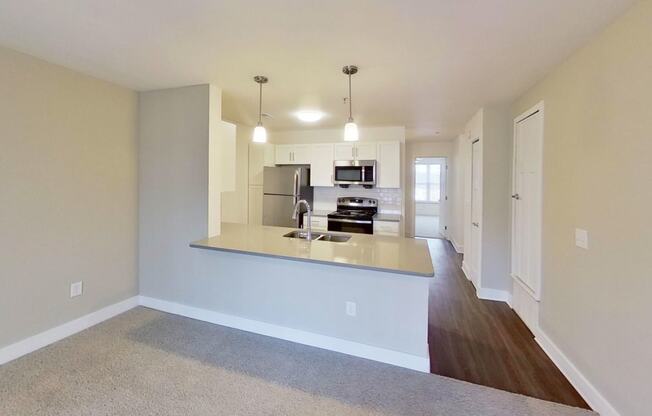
left=0, top=0, right=634, bottom=140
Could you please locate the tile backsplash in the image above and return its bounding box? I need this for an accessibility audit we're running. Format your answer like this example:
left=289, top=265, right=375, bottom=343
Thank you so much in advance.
left=313, top=186, right=402, bottom=213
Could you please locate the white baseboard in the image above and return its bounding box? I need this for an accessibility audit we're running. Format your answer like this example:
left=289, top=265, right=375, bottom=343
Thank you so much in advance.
left=536, top=331, right=620, bottom=416
left=139, top=296, right=430, bottom=373
left=476, top=287, right=512, bottom=304
left=0, top=296, right=139, bottom=366
left=450, top=238, right=464, bottom=254
left=461, top=261, right=472, bottom=281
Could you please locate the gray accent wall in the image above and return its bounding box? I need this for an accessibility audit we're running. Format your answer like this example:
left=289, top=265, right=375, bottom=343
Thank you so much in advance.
left=138, top=87, right=429, bottom=358
left=0, top=46, right=138, bottom=348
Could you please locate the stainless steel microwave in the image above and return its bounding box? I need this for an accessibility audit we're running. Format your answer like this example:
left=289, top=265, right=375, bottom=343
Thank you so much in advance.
left=333, top=160, right=376, bottom=187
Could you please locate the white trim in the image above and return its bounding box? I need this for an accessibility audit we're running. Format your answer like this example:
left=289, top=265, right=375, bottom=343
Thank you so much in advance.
left=461, top=260, right=472, bottom=281
left=139, top=296, right=430, bottom=373
left=536, top=331, right=621, bottom=416
left=511, top=101, right=544, bottom=300
left=476, top=288, right=512, bottom=304
left=450, top=238, right=464, bottom=254
left=0, top=296, right=139, bottom=366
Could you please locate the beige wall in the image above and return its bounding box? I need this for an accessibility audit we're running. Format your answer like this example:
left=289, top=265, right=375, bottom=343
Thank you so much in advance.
left=513, top=2, right=651, bottom=414
left=404, top=141, right=453, bottom=237
left=0, top=47, right=138, bottom=348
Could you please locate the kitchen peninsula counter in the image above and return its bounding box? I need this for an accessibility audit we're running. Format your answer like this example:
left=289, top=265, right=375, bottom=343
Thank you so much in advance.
left=190, top=223, right=434, bottom=277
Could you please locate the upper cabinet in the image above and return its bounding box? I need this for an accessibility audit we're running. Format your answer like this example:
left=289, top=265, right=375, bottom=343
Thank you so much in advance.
left=333, top=143, right=377, bottom=161
left=271, top=140, right=401, bottom=189
left=355, top=143, right=377, bottom=160
left=275, top=144, right=310, bottom=165
left=376, top=141, right=401, bottom=188
left=309, top=144, right=334, bottom=187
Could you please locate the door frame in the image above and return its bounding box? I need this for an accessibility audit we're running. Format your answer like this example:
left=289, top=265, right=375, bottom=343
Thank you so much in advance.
left=412, top=156, right=448, bottom=239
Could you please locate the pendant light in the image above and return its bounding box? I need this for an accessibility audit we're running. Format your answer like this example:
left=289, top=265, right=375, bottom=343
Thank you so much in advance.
left=342, top=65, right=359, bottom=141
left=252, top=75, right=268, bottom=143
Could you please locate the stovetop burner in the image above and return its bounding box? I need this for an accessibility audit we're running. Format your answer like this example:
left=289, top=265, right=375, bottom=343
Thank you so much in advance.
left=327, top=197, right=378, bottom=221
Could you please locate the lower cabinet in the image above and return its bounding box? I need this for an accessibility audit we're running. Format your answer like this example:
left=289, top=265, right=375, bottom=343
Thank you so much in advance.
left=373, top=220, right=400, bottom=236
left=303, top=215, right=328, bottom=231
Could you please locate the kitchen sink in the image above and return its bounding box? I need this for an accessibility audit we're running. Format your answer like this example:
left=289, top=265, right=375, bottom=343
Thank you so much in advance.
left=283, top=230, right=322, bottom=240
left=315, top=234, right=351, bottom=242
left=283, top=231, right=351, bottom=243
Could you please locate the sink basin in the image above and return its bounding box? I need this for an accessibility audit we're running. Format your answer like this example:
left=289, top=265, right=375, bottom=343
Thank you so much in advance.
left=316, top=234, right=351, bottom=243
left=283, top=230, right=322, bottom=240
left=283, top=230, right=351, bottom=243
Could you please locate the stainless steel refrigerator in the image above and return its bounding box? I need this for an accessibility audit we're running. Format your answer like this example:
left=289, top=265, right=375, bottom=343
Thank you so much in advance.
left=263, top=166, right=313, bottom=228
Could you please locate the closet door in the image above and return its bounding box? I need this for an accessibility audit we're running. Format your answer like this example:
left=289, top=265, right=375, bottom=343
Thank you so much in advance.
left=511, top=108, right=543, bottom=298
left=511, top=104, right=544, bottom=334
left=469, top=139, right=482, bottom=288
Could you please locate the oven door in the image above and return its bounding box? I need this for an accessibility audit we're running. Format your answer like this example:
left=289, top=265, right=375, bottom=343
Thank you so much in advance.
left=328, top=218, right=373, bottom=234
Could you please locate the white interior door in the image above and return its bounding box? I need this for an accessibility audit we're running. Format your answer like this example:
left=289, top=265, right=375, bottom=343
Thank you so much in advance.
left=469, top=139, right=482, bottom=288
left=511, top=104, right=543, bottom=333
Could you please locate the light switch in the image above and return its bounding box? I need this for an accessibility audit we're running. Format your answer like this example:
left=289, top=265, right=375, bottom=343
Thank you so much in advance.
left=575, top=228, right=589, bottom=249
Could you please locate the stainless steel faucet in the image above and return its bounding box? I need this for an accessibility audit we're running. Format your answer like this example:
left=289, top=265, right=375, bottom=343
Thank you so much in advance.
left=292, top=199, right=312, bottom=240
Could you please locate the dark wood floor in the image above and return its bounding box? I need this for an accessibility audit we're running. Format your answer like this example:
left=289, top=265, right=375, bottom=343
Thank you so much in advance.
left=426, top=238, right=589, bottom=409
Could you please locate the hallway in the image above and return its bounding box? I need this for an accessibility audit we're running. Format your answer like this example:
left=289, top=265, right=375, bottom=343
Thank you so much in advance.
left=426, top=239, right=589, bottom=409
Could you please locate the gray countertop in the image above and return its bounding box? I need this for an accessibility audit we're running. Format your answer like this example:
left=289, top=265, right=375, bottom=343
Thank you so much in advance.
left=190, top=223, right=433, bottom=277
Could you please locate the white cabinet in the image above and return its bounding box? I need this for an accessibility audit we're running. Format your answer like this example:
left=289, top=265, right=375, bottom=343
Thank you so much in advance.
left=310, top=143, right=334, bottom=187
left=355, top=143, right=377, bottom=160
left=303, top=215, right=328, bottom=231
left=374, top=220, right=400, bottom=236
left=376, top=141, right=401, bottom=188
left=249, top=143, right=275, bottom=186
left=275, top=144, right=311, bottom=165
left=333, top=143, right=377, bottom=161
left=334, top=143, right=356, bottom=161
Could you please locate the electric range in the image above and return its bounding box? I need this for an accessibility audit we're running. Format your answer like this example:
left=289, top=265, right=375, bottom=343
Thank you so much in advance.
left=327, top=197, right=378, bottom=234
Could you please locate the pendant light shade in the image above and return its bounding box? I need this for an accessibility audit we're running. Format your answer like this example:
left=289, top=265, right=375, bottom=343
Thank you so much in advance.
left=252, top=75, right=268, bottom=143
left=253, top=123, right=267, bottom=143
left=342, top=65, right=359, bottom=141
left=344, top=120, right=359, bottom=141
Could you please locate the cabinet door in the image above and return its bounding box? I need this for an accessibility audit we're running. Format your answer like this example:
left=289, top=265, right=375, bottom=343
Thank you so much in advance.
left=275, top=145, right=293, bottom=165
left=377, top=141, right=400, bottom=188
left=355, top=143, right=377, bottom=160
left=293, top=144, right=311, bottom=164
left=334, top=143, right=355, bottom=161
left=304, top=216, right=328, bottom=231
left=374, top=221, right=400, bottom=236
left=309, top=144, right=334, bottom=187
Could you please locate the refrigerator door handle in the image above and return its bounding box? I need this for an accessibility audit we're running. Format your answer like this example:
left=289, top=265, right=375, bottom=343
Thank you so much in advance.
left=293, top=169, right=300, bottom=197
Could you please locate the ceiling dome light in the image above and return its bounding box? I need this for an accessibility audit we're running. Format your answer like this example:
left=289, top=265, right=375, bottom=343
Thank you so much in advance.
left=342, top=65, right=359, bottom=141
left=296, top=110, right=324, bottom=123
left=252, top=75, right=268, bottom=143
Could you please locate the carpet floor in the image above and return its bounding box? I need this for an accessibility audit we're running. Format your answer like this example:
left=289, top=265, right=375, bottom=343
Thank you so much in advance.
left=0, top=307, right=595, bottom=416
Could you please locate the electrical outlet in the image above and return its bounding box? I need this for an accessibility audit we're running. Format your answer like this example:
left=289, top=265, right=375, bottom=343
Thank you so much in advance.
left=345, top=301, right=357, bottom=317
left=70, top=281, right=83, bottom=298
left=575, top=228, right=589, bottom=249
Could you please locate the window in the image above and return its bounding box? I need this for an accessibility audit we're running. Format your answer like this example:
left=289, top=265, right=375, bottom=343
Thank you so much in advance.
left=415, top=163, right=441, bottom=202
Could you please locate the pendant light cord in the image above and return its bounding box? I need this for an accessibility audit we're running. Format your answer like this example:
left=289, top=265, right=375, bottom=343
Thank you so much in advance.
left=258, top=81, right=263, bottom=124
left=348, top=72, right=353, bottom=121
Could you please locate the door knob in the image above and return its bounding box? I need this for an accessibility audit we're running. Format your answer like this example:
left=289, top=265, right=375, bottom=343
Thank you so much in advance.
left=511, top=194, right=520, bottom=200
left=472, top=222, right=479, bottom=227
